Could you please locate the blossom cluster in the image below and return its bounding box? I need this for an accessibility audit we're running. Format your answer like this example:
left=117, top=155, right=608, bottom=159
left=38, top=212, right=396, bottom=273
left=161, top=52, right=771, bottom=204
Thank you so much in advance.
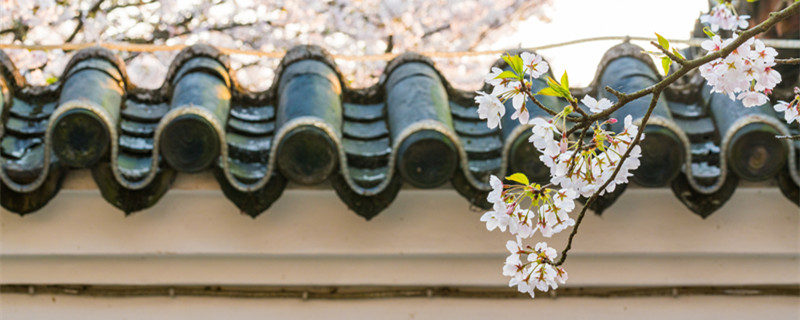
left=699, top=35, right=780, bottom=108
left=699, top=2, right=749, bottom=32
left=477, top=52, right=644, bottom=298
left=774, top=87, right=800, bottom=125
left=480, top=175, right=578, bottom=239
left=697, top=4, right=789, bottom=112
left=1, top=0, right=552, bottom=90
left=475, top=52, right=550, bottom=128
left=532, top=113, right=643, bottom=198
left=503, top=238, right=567, bottom=298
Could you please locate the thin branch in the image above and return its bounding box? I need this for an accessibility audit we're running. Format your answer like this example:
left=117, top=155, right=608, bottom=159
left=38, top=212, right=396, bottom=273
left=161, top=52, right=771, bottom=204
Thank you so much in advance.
left=775, top=57, right=800, bottom=64
left=776, top=134, right=800, bottom=140
left=422, top=24, right=450, bottom=38
left=566, top=125, right=590, bottom=175
left=66, top=0, right=105, bottom=42
left=556, top=90, right=661, bottom=267
left=105, top=0, right=157, bottom=11
left=385, top=35, right=393, bottom=54
left=555, top=0, right=800, bottom=267
left=650, top=40, right=688, bottom=66
left=520, top=84, right=582, bottom=122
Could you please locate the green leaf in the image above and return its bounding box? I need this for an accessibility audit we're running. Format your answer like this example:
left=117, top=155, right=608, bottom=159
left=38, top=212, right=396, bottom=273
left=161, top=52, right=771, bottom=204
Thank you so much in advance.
left=661, top=57, right=671, bottom=76
left=503, top=54, right=524, bottom=77
left=496, top=70, right=520, bottom=81
left=502, top=55, right=516, bottom=74
left=560, top=71, right=569, bottom=91
left=671, top=48, right=685, bottom=60
left=702, top=27, right=716, bottom=38
left=45, top=76, right=58, bottom=84
left=535, top=87, right=560, bottom=96
left=655, top=32, right=669, bottom=50
left=505, top=173, right=530, bottom=186
left=546, top=76, right=571, bottom=99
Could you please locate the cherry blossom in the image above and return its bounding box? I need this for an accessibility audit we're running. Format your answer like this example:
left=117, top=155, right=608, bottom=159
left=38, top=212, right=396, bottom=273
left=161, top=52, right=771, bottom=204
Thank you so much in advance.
left=700, top=3, right=749, bottom=32
left=520, top=52, right=549, bottom=79
left=475, top=91, right=506, bottom=129
left=773, top=88, right=800, bottom=124
left=699, top=33, right=782, bottom=108
left=502, top=238, right=561, bottom=298
left=581, top=95, right=613, bottom=114
left=737, top=91, right=769, bottom=107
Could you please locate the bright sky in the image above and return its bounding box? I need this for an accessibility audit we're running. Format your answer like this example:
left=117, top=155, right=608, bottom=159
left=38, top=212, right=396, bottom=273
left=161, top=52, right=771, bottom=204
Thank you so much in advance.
left=487, top=0, right=709, bottom=87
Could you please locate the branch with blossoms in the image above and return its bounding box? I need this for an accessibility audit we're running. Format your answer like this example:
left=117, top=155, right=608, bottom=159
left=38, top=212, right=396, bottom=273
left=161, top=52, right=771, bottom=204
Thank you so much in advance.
left=475, top=0, right=800, bottom=298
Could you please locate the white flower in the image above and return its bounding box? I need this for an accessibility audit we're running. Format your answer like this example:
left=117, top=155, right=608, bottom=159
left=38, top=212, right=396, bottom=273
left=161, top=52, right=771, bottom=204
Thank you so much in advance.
left=508, top=208, right=538, bottom=238
left=553, top=188, right=578, bottom=212
left=774, top=100, right=799, bottom=124
left=484, top=67, right=505, bottom=87
left=737, top=91, right=769, bottom=107
left=751, top=39, right=778, bottom=64
left=487, top=175, right=504, bottom=203
left=503, top=253, right=522, bottom=277
left=555, top=266, right=568, bottom=284
left=520, top=52, right=549, bottom=79
left=534, top=242, right=557, bottom=262
left=753, top=65, right=781, bottom=92
left=581, top=95, right=613, bottom=114
left=528, top=117, right=561, bottom=156
left=543, top=205, right=575, bottom=235
left=701, top=35, right=724, bottom=53
left=475, top=91, right=506, bottom=129
left=480, top=201, right=510, bottom=232
left=530, top=263, right=558, bottom=292
left=700, top=4, right=749, bottom=32
left=480, top=206, right=509, bottom=232
left=508, top=88, right=529, bottom=125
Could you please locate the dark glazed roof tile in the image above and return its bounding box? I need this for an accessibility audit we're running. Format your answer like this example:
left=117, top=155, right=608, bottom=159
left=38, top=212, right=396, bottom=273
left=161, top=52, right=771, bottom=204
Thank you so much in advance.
left=1, top=39, right=798, bottom=218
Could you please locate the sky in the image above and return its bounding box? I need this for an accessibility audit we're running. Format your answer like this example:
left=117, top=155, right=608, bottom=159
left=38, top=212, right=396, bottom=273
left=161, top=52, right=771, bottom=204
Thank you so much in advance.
left=486, top=0, right=710, bottom=87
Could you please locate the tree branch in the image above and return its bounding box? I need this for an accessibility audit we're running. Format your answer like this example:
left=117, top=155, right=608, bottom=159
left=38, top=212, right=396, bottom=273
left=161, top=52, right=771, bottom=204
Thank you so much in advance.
left=650, top=40, right=687, bottom=66
left=554, top=0, right=800, bottom=267
left=776, top=134, right=800, bottom=140
left=775, top=57, right=800, bottom=64
left=66, top=0, right=105, bottom=42
left=555, top=90, right=661, bottom=267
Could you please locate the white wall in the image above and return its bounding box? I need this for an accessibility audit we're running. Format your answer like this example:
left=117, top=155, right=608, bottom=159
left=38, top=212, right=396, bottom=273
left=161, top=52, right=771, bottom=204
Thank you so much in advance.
left=1, top=172, right=798, bottom=318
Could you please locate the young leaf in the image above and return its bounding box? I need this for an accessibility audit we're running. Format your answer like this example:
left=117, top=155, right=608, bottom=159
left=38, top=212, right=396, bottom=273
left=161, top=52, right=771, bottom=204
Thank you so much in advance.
left=503, top=54, right=524, bottom=77
left=506, top=173, right=530, bottom=186
left=502, top=55, right=516, bottom=74
left=496, top=70, right=519, bottom=80
left=661, top=56, right=671, bottom=76
left=702, top=27, right=716, bottom=38
left=546, top=77, right=569, bottom=98
left=536, top=87, right=560, bottom=97
left=655, top=32, right=669, bottom=50
left=671, top=48, right=685, bottom=60
left=560, top=71, right=569, bottom=91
